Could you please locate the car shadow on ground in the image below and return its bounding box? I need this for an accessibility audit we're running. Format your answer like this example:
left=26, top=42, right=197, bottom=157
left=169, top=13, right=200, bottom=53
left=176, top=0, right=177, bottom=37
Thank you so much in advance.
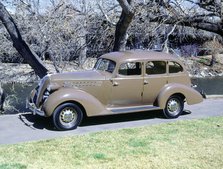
left=18, top=113, right=53, bottom=130
left=19, top=110, right=191, bottom=131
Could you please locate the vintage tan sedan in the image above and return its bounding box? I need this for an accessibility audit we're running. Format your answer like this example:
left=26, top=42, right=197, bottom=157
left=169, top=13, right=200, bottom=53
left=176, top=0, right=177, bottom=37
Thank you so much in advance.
left=27, top=50, right=203, bottom=130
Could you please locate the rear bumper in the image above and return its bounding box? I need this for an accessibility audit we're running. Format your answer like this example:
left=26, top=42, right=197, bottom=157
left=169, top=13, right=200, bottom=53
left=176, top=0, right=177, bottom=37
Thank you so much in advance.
left=26, top=99, right=45, bottom=116
left=199, top=90, right=206, bottom=99
left=192, top=84, right=206, bottom=99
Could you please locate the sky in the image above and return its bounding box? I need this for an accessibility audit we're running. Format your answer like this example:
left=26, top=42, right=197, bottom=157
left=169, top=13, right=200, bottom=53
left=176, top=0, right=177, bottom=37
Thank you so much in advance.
left=1, top=0, right=208, bottom=16
left=1, top=0, right=111, bottom=14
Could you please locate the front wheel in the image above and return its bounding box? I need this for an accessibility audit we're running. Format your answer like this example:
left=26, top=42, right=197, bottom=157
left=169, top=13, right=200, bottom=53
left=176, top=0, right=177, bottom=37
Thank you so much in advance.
left=53, top=103, right=83, bottom=130
left=163, top=95, right=184, bottom=119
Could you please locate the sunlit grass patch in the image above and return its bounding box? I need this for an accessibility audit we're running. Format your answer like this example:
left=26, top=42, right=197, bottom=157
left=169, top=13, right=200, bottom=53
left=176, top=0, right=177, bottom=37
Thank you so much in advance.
left=0, top=163, right=26, bottom=169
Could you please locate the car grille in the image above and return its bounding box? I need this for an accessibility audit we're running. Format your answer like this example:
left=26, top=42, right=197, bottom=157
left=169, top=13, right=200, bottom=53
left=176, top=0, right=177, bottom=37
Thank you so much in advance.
left=35, top=75, right=49, bottom=107
left=33, top=86, right=39, bottom=104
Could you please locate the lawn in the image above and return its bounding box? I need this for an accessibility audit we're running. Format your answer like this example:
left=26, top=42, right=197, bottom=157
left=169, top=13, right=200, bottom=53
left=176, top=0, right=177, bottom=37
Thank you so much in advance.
left=0, top=116, right=223, bottom=169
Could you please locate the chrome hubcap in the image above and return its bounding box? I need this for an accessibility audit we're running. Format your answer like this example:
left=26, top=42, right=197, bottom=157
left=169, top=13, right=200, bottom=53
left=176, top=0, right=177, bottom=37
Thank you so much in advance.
left=59, top=107, right=77, bottom=126
left=167, top=99, right=180, bottom=116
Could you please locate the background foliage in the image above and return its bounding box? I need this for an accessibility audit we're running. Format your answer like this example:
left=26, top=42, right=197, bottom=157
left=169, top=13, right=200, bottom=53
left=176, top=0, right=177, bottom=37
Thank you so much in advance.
left=0, top=0, right=223, bottom=65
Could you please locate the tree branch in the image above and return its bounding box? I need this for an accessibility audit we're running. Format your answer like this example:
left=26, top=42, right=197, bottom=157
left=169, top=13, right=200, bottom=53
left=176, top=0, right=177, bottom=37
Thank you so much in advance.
left=97, top=3, right=116, bottom=26
left=149, top=14, right=223, bottom=37
left=162, top=24, right=177, bottom=53
left=186, top=0, right=221, bottom=15
left=117, top=0, right=134, bottom=14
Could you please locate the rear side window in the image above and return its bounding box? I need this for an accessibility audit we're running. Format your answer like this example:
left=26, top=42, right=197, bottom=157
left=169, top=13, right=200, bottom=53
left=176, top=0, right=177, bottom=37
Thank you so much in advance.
left=146, top=61, right=166, bottom=75
left=119, top=62, right=142, bottom=76
left=169, top=61, right=183, bottom=73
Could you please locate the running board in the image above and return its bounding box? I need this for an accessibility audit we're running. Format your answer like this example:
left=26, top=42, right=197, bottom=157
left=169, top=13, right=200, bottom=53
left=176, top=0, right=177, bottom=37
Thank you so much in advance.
left=108, top=105, right=161, bottom=114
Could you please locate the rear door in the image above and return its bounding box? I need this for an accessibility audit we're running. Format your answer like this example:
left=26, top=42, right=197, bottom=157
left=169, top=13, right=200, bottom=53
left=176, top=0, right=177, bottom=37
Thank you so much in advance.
left=143, top=60, right=168, bottom=104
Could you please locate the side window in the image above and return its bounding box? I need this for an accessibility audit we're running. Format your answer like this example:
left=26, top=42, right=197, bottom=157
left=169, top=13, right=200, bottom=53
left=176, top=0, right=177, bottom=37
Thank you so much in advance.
left=97, top=59, right=110, bottom=71
left=119, top=62, right=141, bottom=76
left=146, top=61, right=166, bottom=75
left=169, top=61, right=183, bottom=73
left=94, top=58, right=116, bottom=73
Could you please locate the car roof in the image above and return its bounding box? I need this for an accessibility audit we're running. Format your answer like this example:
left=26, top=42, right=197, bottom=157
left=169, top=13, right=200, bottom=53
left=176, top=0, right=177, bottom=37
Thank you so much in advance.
left=100, top=50, right=180, bottom=63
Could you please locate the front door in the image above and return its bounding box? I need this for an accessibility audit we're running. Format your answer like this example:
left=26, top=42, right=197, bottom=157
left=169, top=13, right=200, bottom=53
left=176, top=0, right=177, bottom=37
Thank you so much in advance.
left=109, top=62, right=143, bottom=107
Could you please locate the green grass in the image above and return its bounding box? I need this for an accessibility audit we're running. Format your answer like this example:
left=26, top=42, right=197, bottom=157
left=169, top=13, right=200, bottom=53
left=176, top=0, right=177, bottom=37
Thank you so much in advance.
left=0, top=117, right=223, bottom=169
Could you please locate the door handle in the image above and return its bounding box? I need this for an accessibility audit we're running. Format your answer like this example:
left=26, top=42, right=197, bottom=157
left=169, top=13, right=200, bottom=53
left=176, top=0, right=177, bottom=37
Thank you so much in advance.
left=113, top=81, right=119, bottom=86
left=144, top=80, right=149, bottom=85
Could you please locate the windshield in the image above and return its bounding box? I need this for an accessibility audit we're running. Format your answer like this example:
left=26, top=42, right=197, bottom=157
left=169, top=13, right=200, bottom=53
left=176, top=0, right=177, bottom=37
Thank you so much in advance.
left=94, top=58, right=116, bottom=73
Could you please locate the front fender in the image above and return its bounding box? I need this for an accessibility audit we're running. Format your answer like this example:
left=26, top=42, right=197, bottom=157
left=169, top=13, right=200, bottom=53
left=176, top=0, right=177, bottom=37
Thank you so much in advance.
left=157, top=83, right=203, bottom=109
left=43, top=88, right=106, bottom=117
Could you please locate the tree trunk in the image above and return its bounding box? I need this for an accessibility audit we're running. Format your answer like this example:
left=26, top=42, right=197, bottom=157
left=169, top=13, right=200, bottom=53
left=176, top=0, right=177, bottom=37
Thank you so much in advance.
left=0, top=84, right=5, bottom=111
left=78, top=16, right=87, bottom=67
left=0, top=2, right=48, bottom=78
left=113, top=0, right=135, bottom=51
left=210, top=53, right=217, bottom=67
left=221, top=2, right=223, bottom=33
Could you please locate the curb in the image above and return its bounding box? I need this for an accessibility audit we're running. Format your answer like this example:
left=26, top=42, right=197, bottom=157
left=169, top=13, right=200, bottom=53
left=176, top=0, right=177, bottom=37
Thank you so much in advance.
left=206, top=95, right=223, bottom=99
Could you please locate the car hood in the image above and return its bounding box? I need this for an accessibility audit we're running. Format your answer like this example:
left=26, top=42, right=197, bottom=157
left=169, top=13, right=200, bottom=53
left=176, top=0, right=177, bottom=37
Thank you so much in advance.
left=49, top=70, right=106, bottom=82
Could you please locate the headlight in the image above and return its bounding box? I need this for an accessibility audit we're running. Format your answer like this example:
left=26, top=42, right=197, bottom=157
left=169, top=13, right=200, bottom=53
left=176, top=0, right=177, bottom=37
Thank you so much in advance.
left=47, top=83, right=60, bottom=92
left=43, top=89, right=50, bottom=102
left=42, top=83, right=60, bottom=103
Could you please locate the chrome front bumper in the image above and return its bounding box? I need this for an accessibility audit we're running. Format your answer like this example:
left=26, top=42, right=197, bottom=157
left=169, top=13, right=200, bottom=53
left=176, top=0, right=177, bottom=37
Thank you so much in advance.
left=26, top=99, right=45, bottom=116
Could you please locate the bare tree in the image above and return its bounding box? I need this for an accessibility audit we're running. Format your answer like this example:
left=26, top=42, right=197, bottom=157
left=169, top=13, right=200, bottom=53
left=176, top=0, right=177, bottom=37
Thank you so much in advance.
left=0, top=2, right=48, bottom=78
left=149, top=0, right=223, bottom=39
left=143, top=0, right=223, bottom=65
left=113, top=0, right=135, bottom=51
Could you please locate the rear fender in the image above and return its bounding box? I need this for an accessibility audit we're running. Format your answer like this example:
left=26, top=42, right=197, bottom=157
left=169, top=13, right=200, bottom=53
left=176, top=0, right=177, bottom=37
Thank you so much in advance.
left=157, top=83, right=203, bottom=109
left=43, top=88, right=106, bottom=117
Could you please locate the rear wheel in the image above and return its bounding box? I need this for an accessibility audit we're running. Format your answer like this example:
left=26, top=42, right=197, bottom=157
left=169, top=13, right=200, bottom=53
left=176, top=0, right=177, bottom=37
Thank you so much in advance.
left=164, top=95, right=184, bottom=118
left=53, top=103, right=83, bottom=130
